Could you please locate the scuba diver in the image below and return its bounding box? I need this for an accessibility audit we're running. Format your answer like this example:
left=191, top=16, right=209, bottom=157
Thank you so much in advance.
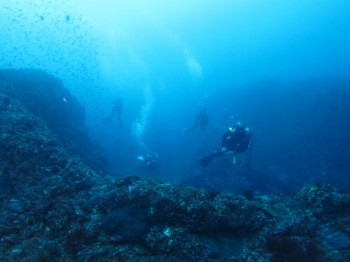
left=184, top=108, right=209, bottom=133
left=106, top=98, right=123, bottom=128
left=137, top=153, right=159, bottom=170
left=199, top=121, right=254, bottom=168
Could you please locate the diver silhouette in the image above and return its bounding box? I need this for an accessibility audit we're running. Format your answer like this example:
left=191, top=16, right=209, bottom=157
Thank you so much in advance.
left=137, top=153, right=159, bottom=170
left=184, top=108, right=209, bottom=133
left=200, top=121, right=254, bottom=168
left=106, top=98, right=123, bottom=128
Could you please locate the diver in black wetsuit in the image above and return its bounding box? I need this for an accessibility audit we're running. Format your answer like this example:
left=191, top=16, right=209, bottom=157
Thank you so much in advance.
left=137, top=153, right=159, bottom=170
left=184, top=108, right=209, bottom=132
left=106, top=98, right=123, bottom=128
left=200, top=121, right=253, bottom=168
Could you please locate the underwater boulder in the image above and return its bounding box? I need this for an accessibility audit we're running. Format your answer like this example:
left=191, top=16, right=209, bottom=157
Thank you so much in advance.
left=0, top=69, right=108, bottom=172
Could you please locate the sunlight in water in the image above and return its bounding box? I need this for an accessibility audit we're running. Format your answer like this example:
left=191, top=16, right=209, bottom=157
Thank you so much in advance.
left=132, top=84, right=154, bottom=151
left=184, top=48, right=203, bottom=82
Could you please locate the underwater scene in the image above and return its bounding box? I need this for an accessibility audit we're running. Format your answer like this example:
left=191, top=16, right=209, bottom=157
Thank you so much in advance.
left=1, top=0, right=350, bottom=261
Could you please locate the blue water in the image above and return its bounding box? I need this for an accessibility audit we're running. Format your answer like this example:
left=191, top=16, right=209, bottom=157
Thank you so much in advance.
left=1, top=0, right=350, bottom=194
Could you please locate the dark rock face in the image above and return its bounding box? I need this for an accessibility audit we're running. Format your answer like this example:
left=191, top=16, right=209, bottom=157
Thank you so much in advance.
left=0, top=69, right=107, bottom=172
left=0, top=70, right=349, bottom=261
left=0, top=69, right=84, bottom=131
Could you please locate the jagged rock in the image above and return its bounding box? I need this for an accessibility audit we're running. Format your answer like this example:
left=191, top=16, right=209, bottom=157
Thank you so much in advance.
left=0, top=69, right=107, bottom=172
left=1, top=70, right=350, bottom=261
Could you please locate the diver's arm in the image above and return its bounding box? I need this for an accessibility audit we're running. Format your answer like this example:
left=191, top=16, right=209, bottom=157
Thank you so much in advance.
left=221, top=130, right=230, bottom=146
left=221, top=130, right=234, bottom=153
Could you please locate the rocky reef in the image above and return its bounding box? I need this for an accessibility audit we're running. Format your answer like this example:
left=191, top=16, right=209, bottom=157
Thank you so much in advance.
left=0, top=69, right=107, bottom=173
left=0, top=70, right=350, bottom=261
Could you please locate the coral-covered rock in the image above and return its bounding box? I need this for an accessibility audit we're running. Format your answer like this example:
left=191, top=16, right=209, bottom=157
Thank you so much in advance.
left=295, top=184, right=350, bottom=217
left=0, top=69, right=107, bottom=172
left=1, top=70, right=350, bottom=261
left=145, top=226, right=215, bottom=261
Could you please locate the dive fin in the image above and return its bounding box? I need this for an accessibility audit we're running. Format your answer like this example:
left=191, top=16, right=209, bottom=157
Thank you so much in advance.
left=199, top=151, right=222, bottom=167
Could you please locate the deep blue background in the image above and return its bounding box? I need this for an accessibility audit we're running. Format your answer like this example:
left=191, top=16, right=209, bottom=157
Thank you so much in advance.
left=1, top=0, right=350, bottom=194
